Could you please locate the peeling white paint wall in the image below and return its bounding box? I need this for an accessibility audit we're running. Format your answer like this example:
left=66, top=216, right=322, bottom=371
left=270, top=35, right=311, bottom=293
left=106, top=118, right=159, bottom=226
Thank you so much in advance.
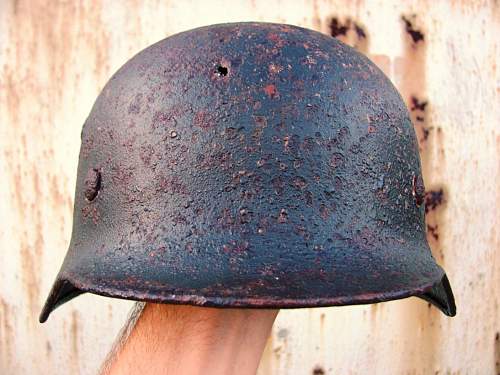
left=0, top=1, right=498, bottom=374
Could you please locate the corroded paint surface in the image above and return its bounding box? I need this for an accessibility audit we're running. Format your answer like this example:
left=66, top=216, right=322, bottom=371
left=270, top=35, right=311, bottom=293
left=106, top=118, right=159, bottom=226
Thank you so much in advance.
left=40, top=22, right=453, bottom=322
left=0, top=1, right=498, bottom=375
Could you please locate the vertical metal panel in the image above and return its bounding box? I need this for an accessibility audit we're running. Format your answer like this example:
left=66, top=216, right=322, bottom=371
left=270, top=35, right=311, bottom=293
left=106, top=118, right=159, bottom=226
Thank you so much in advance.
left=0, top=1, right=498, bottom=374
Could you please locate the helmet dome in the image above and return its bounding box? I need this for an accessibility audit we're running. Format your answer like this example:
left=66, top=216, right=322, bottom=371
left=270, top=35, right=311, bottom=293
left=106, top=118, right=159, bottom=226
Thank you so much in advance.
left=40, top=22, right=455, bottom=322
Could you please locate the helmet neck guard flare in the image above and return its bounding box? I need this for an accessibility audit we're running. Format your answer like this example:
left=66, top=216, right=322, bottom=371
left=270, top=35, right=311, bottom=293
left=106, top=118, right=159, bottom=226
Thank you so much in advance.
left=40, top=22, right=455, bottom=323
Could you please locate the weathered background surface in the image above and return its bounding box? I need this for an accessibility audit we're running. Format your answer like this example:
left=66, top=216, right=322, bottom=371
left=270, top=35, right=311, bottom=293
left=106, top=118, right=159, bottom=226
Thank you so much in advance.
left=0, top=0, right=498, bottom=374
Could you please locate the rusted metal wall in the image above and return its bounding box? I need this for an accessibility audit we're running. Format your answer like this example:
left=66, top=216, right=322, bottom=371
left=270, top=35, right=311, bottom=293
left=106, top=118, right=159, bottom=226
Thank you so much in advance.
left=0, top=1, right=498, bottom=374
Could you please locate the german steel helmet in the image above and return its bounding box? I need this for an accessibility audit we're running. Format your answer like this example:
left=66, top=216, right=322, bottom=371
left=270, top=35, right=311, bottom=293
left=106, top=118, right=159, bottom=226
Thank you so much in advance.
left=40, top=22, right=455, bottom=322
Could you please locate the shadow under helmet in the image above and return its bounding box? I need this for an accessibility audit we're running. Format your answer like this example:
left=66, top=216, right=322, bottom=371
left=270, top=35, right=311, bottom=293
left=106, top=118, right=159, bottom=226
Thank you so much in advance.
left=40, top=22, right=455, bottom=322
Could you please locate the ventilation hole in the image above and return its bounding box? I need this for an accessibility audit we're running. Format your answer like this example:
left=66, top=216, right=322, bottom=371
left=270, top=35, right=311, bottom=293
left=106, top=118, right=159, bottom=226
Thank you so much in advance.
left=217, top=65, right=228, bottom=76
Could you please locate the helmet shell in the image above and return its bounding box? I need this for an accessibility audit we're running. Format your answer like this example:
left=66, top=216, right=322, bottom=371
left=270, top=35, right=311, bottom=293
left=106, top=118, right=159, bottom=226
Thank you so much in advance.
left=40, top=22, right=455, bottom=322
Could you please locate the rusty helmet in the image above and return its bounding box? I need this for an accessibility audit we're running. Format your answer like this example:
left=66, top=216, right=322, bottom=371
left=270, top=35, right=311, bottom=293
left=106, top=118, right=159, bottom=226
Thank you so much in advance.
left=40, top=22, right=455, bottom=322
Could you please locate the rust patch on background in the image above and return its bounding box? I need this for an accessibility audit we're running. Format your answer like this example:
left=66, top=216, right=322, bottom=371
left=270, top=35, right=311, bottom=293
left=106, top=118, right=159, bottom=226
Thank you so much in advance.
left=20, top=242, right=39, bottom=314
left=395, top=12, right=443, bottom=373
left=328, top=16, right=369, bottom=53
left=395, top=13, right=447, bottom=259
left=258, top=331, right=275, bottom=374
left=69, top=310, right=80, bottom=374
left=0, top=297, right=14, bottom=366
left=273, top=325, right=292, bottom=371
left=0, top=1, right=114, bottom=372
left=426, top=224, right=439, bottom=241
left=311, top=0, right=322, bottom=30
left=312, top=365, right=326, bottom=375
left=71, top=310, right=79, bottom=355
left=425, top=189, right=444, bottom=213
left=424, top=186, right=447, bottom=260
left=46, top=341, right=52, bottom=358
left=410, top=96, right=433, bottom=144
left=2, top=3, right=112, bottom=278
left=329, top=17, right=349, bottom=37
left=397, top=28, right=426, bottom=159
left=494, top=332, right=500, bottom=375
left=401, top=15, right=424, bottom=44
left=20, top=186, right=45, bottom=317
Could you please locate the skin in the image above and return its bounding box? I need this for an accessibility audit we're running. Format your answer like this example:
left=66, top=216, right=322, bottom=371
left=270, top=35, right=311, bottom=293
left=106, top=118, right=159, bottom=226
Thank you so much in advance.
left=101, top=302, right=279, bottom=375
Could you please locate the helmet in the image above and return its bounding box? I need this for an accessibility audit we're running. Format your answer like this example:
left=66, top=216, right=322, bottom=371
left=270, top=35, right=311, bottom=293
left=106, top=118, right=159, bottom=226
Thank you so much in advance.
left=40, top=22, right=455, bottom=322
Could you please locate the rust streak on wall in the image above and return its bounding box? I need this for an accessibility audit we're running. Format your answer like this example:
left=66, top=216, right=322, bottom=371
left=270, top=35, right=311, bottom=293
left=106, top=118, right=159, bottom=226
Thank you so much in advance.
left=395, top=12, right=442, bottom=375
left=328, top=16, right=369, bottom=54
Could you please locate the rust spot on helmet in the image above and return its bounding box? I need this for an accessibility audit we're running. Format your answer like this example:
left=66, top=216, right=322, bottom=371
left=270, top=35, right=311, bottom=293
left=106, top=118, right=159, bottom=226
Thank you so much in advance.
left=277, top=208, right=288, bottom=223
left=263, top=84, right=279, bottom=98
left=268, top=63, right=283, bottom=75
left=84, top=168, right=101, bottom=202
left=194, top=111, right=214, bottom=129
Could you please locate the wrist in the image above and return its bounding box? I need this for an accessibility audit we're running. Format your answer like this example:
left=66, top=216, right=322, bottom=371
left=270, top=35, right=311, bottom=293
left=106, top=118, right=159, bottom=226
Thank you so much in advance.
left=103, top=303, right=278, bottom=375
